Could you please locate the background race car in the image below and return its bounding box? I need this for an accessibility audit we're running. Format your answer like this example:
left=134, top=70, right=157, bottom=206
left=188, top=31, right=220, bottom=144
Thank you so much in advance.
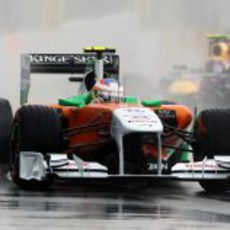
left=158, top=34, right=230, bottom=109
left=199, top=34, right=230, bottom=107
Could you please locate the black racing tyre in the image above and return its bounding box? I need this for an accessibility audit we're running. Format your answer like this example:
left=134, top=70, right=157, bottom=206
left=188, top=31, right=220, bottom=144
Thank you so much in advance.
left=15, top=105, right=63, bottom=153
left=10, top=105, right=63, bottom=190
left=193, top=109, right=230, bottom=192
left=0, top=98, right=13, bottom=163
left=193, top=109, right=230, bottom=161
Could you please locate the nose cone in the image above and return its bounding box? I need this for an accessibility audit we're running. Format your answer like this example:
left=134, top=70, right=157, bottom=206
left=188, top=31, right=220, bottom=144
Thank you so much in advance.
left=112, top=107, right=164, bottom=136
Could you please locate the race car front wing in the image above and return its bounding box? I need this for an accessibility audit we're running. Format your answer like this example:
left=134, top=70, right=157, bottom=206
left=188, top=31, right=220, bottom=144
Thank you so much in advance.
left=18, top=151, right=230, bottom=182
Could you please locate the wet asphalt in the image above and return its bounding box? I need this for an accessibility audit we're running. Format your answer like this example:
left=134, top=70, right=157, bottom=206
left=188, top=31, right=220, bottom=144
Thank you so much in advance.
left=0, top=165, right=229, bottom=230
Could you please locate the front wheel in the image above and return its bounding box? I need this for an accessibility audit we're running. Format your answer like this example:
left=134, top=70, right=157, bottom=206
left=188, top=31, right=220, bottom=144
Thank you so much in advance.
left=193, top=109, right=230, bottom=161
left=193, top=109, right=230, bottom=192
left=10, top=105, right=63, bottom=190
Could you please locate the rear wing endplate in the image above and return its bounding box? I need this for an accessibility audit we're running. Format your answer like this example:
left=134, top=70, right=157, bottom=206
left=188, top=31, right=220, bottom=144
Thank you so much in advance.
left=21, top=53, right=119, bottom=105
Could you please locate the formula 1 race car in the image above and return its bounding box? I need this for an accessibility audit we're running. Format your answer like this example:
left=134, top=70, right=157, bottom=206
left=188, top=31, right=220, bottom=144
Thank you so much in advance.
left=199, top=34, right=230, bottom=107
left=9, top=47, right=230, bottom=192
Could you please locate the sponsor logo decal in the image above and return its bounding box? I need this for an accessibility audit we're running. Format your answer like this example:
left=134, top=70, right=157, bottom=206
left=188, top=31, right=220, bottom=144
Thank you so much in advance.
left=147, top=162, right=168, bottom=171
left=185, top=162, right=218, bottom=170
left=29, top=54, right=114, bottom=65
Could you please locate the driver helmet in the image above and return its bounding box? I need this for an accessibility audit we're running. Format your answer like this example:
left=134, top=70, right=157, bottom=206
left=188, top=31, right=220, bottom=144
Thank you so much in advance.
left=92, top=78, right=123, bottom=102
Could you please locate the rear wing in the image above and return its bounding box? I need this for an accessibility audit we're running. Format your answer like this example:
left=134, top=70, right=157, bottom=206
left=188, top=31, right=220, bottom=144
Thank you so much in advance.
left=21, top=53, right=119, bottom=105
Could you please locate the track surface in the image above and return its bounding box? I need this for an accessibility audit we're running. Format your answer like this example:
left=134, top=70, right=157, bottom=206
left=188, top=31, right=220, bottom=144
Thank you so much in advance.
left=0, top=166, right=229, bottom=230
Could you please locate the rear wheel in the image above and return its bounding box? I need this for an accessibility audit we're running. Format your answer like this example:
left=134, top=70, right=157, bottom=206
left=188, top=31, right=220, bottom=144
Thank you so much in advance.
left=10, top=105, right=63, bottom=190
left=193, top=109, right=230, bottom=192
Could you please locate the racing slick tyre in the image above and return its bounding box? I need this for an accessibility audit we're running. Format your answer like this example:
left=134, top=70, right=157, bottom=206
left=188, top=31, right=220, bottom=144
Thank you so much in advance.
left=193, top=109, right=230, bottom=160
left=0, top=98, right=13, bottom=163
left=193, top=109, right=230, bottom=192
left=10, top=105, right=63, bottom=190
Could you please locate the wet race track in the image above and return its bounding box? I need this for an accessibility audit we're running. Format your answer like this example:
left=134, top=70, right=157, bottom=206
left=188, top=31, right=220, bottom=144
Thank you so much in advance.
left=0, top=166, right=230, bottom=230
